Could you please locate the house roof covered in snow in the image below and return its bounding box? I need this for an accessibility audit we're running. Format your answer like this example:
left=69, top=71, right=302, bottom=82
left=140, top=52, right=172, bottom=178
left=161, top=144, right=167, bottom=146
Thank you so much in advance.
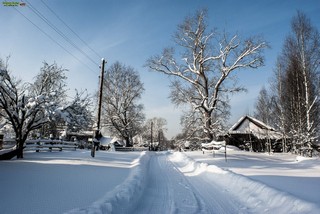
left=99, top=136, right=125, bottom=146
left=228, top=116, right=283, bottom=140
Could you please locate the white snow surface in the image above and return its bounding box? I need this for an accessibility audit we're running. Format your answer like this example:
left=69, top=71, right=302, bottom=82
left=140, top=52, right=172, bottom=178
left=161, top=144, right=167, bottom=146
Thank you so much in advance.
left=0, top=149, right=319, bottom=213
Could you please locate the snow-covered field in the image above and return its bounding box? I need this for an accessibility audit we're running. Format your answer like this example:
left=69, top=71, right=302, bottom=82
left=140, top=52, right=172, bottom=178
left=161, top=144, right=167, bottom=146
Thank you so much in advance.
left=0, top=150, right=146, bottom=214
left=184, top=148, right=320, bottom=205
left=0, top=149, right=319, bottom=214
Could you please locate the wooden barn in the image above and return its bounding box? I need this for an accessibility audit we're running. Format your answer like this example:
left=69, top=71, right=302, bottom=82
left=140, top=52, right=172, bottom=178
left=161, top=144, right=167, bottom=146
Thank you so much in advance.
left=226, top=116, right=285, bottom=152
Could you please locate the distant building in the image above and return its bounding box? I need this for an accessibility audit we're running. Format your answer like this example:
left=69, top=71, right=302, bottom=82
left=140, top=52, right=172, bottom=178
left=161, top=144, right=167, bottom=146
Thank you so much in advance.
left=66, top=131, right=94, bottom=142
left=226, top=115, right=286, bottom=152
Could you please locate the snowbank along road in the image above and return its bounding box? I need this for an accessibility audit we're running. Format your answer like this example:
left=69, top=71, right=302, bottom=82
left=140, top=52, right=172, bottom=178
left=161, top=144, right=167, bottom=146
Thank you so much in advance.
left=131, top=152, right=320, bottom=214
left=71, top=151, right=319, bottom=214
left=2, top=150, right=319, bottom=214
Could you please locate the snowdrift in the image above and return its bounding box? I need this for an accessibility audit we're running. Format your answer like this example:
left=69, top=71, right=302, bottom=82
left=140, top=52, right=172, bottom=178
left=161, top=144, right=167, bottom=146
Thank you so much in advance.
left=170, top=152, right=320, bottom=214
left=65, top=151, right=150, bottom=214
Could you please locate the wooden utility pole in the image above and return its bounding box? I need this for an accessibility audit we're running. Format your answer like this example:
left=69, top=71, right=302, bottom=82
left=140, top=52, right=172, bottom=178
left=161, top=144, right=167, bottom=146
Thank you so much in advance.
left=158, top=130, right=161, bottom=150
left=97, top=58, right=106, bottom=132
left=92, top=58, right=106, bottom=158
left=150, top=121, right=153, bottom=151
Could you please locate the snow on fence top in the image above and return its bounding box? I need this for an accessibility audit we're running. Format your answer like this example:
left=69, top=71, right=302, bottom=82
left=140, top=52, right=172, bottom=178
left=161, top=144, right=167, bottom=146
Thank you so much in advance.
left=201, top=140, right=225, bottom=148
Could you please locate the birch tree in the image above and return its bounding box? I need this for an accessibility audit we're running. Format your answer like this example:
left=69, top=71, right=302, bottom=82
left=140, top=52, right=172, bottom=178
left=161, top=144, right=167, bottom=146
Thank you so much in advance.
left=269, top=11, right=320, bottom=155
left=282, top=12, right=320, bottom=154
left=269, top=59, right=289, bottom=152
left=146, top=9, right=268, bottom=141
left=290, top=11, right=320, bottom=151
left=254, top=86, right=272, bottom=124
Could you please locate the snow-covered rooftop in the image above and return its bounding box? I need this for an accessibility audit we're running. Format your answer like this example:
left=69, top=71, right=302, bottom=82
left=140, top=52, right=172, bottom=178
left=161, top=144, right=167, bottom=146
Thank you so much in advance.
left=228, top=115, right=283, bottom=139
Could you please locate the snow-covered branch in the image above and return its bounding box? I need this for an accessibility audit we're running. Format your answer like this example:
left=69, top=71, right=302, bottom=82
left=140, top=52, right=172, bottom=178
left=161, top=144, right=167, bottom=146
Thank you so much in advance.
left=0, top=60, right=69, bottom=158
left=147, top=9, right=267, bottom=141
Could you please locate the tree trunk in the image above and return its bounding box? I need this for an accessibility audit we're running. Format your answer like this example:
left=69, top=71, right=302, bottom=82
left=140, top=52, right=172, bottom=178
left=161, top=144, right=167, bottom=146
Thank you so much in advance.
left=16, top=139, right=24, bottom=159
left=204, top=111, right=214, bottom=141
left=125, top=136, right=131, bottom=147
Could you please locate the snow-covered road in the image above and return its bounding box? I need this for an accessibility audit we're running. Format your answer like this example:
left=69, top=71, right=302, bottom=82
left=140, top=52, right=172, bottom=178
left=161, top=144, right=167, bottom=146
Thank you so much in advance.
left=132, top=152, right=240, bottom=213
left=1, top=150, right=319, bottom=214
left=127, top=151, right=320, bottom=214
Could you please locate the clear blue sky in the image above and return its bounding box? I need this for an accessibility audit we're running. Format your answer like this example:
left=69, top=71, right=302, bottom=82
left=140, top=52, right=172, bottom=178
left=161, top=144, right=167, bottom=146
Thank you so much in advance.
left=1, top=0, right=319, bottom=138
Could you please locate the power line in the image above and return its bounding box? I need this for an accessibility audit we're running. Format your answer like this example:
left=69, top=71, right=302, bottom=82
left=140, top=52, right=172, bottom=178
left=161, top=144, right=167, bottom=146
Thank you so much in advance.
left=13, top=7, right=97, bottom=73
left=40, top=0, right=102, bottom=60
left=24, top=0, right=100, bottom=68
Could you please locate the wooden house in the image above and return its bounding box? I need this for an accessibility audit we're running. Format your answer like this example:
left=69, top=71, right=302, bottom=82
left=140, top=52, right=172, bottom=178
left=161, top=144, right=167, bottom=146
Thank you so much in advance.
left=226, top=116, right=285, bottom=152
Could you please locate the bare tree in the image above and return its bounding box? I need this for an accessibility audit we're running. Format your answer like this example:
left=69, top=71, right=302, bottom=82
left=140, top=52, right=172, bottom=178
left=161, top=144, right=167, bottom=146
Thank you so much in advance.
left=29, top=61, right=68, bottom=138
left=30, top=62, right=67, bottom=104
left=142, top=117, right=168, bottom=144
left=268, top=11, right=320, bottom=155
left=63, top=89, right=94, bottom=133
left=146, top=9, right=267, bottom=141
left=180, top=109, right=204, bottom=140
left=291, top=12, right=320, bottom=151
left=179, top=104, right=228, bottom=142
left=254, top=86, right=272, bottom=124
left=102, top=62, right=145, bottom=147
left=0, top=58, right=65, bottom=158
left=267, top=59, right=290, bottom=152
left=269, top=59, right=287, bottom=130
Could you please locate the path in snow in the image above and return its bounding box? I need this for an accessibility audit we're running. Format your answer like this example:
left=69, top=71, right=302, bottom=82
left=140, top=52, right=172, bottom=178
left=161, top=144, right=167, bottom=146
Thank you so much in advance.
left=131, top=152, right=242, bottom=214
left=3, top=150, right=318, bottom=213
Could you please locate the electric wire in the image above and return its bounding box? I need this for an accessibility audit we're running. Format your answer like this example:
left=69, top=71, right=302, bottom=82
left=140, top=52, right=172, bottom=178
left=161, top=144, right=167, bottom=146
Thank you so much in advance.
left=24, top=0, right=100, bottom=68
left=40, top=0, right=102, bottom=60
left=13, top=7, right=97, bottom=74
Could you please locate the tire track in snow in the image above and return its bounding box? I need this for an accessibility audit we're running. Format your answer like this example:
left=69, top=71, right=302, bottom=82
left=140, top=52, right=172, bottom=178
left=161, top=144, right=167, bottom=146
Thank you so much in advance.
left=132, top=152, right=204, bottom=214
left=133, top=153, right=173, bottom=213
left=159, top=153, right=205, bottom=214
left=171, top=164, right=248, bottom=213
left=169, top=155, right=243, bottom=214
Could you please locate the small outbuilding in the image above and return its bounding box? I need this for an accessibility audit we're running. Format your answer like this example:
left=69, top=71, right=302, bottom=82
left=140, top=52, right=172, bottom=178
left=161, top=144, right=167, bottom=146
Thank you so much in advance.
left=226, top=115, right=285, bottom=152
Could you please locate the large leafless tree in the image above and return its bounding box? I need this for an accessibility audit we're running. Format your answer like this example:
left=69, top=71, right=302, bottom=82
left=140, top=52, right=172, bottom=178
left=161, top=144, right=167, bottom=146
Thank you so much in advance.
left=102, top=62, right=145, bottom=146
left=0, top=59, right=67, bottom=158
left=146, top=9, right=268, bottom=141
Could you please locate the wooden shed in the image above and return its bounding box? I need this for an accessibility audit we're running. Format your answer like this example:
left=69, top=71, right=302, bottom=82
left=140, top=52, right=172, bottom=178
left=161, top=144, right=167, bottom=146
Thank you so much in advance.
left=226, top=116, right=284, bottom=152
